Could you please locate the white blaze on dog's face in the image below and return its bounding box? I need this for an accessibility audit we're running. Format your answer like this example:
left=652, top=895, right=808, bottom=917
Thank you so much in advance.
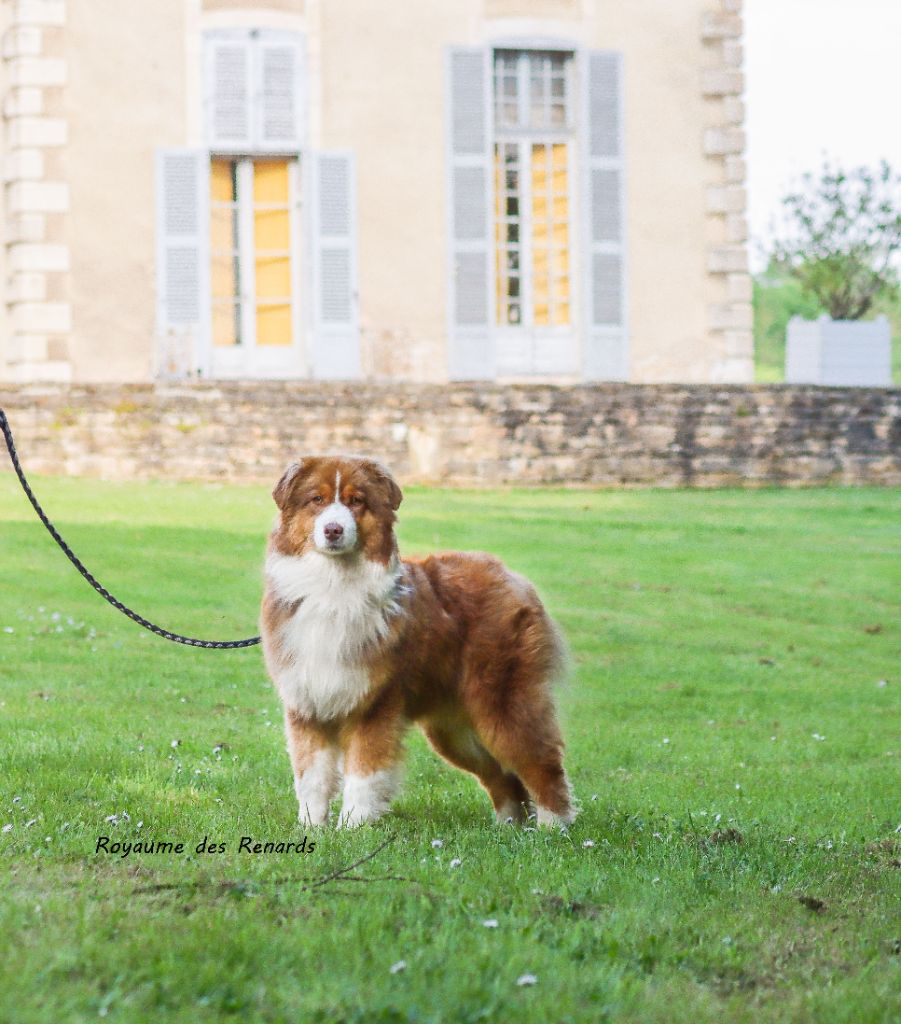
left=270, top=456, right=403, bottom=565
left=311, top=470, right=358, bottom=555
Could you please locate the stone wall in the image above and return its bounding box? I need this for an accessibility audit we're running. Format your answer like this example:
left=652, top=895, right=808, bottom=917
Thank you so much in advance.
left=0, top=382, right=898, bottom=487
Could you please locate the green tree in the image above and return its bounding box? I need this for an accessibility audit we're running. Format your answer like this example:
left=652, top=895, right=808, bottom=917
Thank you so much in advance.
left=769, top=159, right=901, bottom=320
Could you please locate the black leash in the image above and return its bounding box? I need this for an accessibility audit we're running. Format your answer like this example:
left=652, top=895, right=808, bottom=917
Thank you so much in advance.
left=0, top=407, right=261, bottom=649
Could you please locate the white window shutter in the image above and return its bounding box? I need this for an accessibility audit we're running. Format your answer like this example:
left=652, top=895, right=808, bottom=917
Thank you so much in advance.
left=447, top=46, right=495, bottom=380
left=311, top=151, right=360, bottom=379
left=154, top=149, right=210, bottom=376
left=255, top=30, right=306, bottom=152
left=582, top=50, right=628, bottom=381
left=203, top=31, right=254, bottom=153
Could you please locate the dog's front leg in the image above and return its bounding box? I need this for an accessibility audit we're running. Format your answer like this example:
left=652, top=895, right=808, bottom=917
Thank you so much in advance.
left=337, top=697, right=405, bottom=829
left=284, top=709, right=340, bottom=827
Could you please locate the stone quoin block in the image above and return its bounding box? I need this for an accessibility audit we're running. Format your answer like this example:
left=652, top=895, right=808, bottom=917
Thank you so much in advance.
left=6, top=116, right=67, bottom=147
left=707, top=245, right=748, bottom=273
left=722, top=96, right=744, bottom=125
left=7, top=271, right=47, bottom=302
left=3, top=86, right=43, bottom=118
left=6, top=334, right=49, bottom=362
left=10, top=300, right=72, bottom=333
left=8, top=241, right=70, bottom=271
left=722, top=329, right=753, bottom=358
left=4, top=147, right=44, bottom=181
left=8, top=359, right=72, bottom=383
left=725, top=213, right=748, bottom=243
left=724, top=156, right=746, bottom=183
left=7, top=180, right=69, bottom=213
left=1, top=25, right=42, bottom=58
left=700, top=12, right=742, bottom=40
left=7, top=56, right=67, bottom=87
left=701, top=68, right=743, bottom=96
left=705, top=185, right=746, bottom=214
left=703, top=127, right=745, bottom=156
left=708, top=302, right=753, bottom=331
left=13, top=1, right=66, bottom=28
left=721, top=40, right=743, bottom=68
left=726, top=272, right=752, bottom=303
left=6, top=212, right=46, bottom=242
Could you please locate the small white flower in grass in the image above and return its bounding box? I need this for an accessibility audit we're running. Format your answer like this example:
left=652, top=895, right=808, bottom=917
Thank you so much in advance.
left=770, top=736, right=777, bottom=741
left=24, top=818, right=37, bottom=828
left=45, top=836, right=51, bottom=843
left=812, top=733, right=826, bottom=741
left=389, top=960, right=407, bottom=974
left=516, top=974, right=538, bottom=987
left=591, top=794, right=598, bottom=802
left=652, top=876, right=660, bottom=884
left=105, top=814, right=119, bottom=825
left=3, top=627, right=13, bottom=634
left=449, top=858, right=462, bottom=868
left=12, top=797, right=21, bottom=804
left=876, top=679, right=887, bottom=689
left=51, top=612, right=60, bottom=622
left=735, top=784, right=741, bottom=791
left=2, top=824, right=12, bottom=833
left=582, top=840, right=595, bottom=848
left=652, top=832, right=663, bottom=840
left=662, top=738, right=670, bottom=745
left=431, top=839, right=443, bottom=848
left=771, top=884, right=782, bottom=893
left=482, top=919, right=498, bottom=928
left=136, top=821, right=143, bottom=829
left=170, top=739, right=180, bottom=749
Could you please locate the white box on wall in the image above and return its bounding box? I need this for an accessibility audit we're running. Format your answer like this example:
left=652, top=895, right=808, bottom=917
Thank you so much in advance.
left=786, top=315, right=892, bottom=387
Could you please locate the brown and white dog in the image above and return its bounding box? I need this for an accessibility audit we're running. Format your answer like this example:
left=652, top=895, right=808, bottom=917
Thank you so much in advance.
left=260, top=455, right=575, bottom=828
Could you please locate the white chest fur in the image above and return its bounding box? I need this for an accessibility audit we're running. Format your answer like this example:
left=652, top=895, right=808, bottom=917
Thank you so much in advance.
left=264, top=551, right=404, bottom=720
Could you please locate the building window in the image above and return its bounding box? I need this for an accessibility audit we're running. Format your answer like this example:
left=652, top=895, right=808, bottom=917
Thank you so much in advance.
left=493, top=49, right=574, bottom=330
left=209, top=157, right=300, bottom=350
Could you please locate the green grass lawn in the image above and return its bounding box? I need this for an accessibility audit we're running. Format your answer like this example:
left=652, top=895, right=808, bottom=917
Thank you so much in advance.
left=0, top=475, right=898, bottom=1023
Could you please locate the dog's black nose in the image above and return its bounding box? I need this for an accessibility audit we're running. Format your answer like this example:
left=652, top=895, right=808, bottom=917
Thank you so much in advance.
left=324, top=522, right=344, bottom=542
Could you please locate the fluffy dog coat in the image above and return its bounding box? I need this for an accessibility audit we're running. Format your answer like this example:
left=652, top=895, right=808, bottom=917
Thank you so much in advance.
left=260, top=455, right=575, bottom=828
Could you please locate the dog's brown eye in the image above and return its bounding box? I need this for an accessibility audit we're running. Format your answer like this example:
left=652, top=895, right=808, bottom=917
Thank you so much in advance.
left=349, top=496, right=364, bottom=508
left=309, top=495, right=324, bottom=506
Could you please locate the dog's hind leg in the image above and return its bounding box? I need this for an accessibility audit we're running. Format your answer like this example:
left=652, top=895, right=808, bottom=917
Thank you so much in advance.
left=422, top=719, right=531, bottom=824
left=477, top=712, right=576, bottom=827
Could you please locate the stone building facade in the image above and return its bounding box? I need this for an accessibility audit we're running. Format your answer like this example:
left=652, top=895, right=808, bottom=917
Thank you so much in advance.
left=0, top=0, right=752, bottom=386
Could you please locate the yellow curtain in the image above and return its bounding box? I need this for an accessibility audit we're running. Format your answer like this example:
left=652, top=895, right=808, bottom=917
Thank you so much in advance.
left=210, top=160, right=238, bottom=347
left=253, top=160, right=292, bottom=347
left=531, top=142, right=570, bottom=327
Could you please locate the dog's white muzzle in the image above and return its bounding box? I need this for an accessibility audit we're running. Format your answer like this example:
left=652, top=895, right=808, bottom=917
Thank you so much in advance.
left=312, top=502, right=357, bottom=555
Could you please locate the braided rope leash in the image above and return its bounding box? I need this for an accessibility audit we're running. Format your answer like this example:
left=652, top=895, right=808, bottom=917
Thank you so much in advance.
left=0, top=407, right=261, bottom=649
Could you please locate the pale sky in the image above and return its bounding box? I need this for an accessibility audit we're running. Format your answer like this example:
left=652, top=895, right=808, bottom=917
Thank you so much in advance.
left=745, top=0, right=901, bottom=270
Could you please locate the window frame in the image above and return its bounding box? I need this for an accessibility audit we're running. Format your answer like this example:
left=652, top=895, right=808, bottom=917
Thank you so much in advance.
left=208, top=155, right=305, bottom=377
left=491, top=47, right=578, bottom=375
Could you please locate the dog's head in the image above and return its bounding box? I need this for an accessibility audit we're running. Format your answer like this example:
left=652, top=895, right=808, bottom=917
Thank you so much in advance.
left=270, top=455, right=403, bottom=564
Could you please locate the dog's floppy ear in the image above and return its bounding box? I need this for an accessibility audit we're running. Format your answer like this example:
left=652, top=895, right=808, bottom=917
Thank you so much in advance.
left=363, top=459, right=402, bottom=511
left=272, top=460, right=305, bottom=510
